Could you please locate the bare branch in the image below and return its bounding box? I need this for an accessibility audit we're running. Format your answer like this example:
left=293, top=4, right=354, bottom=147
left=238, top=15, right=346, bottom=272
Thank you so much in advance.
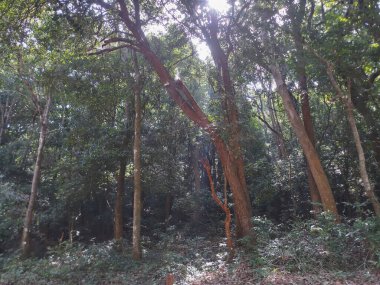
left=88, top=44, right=140, bottom=55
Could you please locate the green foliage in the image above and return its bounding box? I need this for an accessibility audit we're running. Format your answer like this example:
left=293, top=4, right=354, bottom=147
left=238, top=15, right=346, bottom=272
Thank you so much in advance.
left=245, top=215, right=380, bottom=275
left=0, top=178, right=27, bottom=251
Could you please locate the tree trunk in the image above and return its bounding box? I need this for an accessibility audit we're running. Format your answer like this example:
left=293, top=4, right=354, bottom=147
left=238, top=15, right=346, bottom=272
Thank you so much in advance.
left=114, top=100, right=129, bottom=241
left=345, top=97, right=380, bottom=216
left=270, top=64, right=339, bottom=221
left=21, top=95, right=51, bottom=256
left=200, top=11, right=252, bottom=238
left=132, top=51, right=143, bottom=260
left=325, top=66, right=380, bottom=216
left=114, top=158, right=126, bottom=241
left=93, top=0, right=253, bottom=239
left=294, top=54, right=322, bottom=215
left=290, top=0, right=322, bottom=215
left=202, top=159, right=234, bottom=259
left=267, top=93, right=287, bottom=158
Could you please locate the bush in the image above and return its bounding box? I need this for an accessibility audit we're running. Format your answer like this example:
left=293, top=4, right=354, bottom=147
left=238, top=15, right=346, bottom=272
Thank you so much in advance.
left=245, top=214, right=380, bottom=273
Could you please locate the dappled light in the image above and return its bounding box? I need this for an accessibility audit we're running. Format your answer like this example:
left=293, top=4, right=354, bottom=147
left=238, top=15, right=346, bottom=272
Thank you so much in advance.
left=1, top=0, right=380, bottom=284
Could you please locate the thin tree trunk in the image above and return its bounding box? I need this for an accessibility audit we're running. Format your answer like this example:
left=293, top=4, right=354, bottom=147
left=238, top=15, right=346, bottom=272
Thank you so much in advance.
left=345, top=96, right=380, bottom=216
left=202, top=159, right=234, bottom=259
left=132, top=51, right=143, bottom=260
left=114, top=158, right=126, bottom=241
left=325, top=68, right=380, bottom=216
left=114, top=100, right=129, bottom=242
left=268, top=93, right=287, bottom=158
left=21, top=94, right=51, bottom=256
left=270, top=64, right=339, bottom=221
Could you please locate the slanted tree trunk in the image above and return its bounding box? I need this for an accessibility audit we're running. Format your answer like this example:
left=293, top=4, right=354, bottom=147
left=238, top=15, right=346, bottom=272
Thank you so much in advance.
left=21, top=94, right=51, bottom=256
left=194, top=9, right=252, bottom=238
left=290, top=0, right=322, bottom=215
left=324, top=65, right=380, bottom=216
left=132, top=51, right=143, bottom=260
left=344, top=94, right=380, bottom=216
left=270, top=64, right=339, bottom=221
left=92, top=0, right=253, bottom=239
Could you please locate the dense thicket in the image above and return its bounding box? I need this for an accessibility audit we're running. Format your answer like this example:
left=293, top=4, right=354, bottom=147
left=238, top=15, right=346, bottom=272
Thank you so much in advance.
left=0, top=0, right=380, bottom=283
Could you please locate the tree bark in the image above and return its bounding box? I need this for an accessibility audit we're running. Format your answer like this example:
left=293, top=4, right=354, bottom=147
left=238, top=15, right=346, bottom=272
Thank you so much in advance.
left=267, top=93, right=287, bottom=158
left=270, top=64, right=339, bottom=221
left=202, top=159, right=234, bottom=259
left=196, top=10, right=252, bottom=238
left=290, top=2, right=323, bottom=215
left=93, top=0, right=253, bottom=239
left=345, top=96, right=380, bottom=216
left=114, top=157, right=126, bottom=241
left=325, top=68, right=380, bottom=216
left=114, top=100, right=129, bottom=241
left=132, top=51, right=143, bottom=260
left=21, top=94, right=51, bottom=256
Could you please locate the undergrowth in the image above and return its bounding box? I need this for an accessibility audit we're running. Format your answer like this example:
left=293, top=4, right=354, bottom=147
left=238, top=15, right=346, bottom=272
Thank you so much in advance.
left=244, top=214, right=380, bottom=278
left=1, top=215, right=379, bottom=284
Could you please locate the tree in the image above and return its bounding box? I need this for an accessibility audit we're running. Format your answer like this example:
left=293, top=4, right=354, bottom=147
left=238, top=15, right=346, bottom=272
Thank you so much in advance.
left=177, top=1, right=253, bottom=237
left=132, top=51, right=143, bottom=260
left=18, top=51, right=52, bottom=256
left=288, top=0, right=322, bottom=215
left=89, top=0, right=254, bottom=239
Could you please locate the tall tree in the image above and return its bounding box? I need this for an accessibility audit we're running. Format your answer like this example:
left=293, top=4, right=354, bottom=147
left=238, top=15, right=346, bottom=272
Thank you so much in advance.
left=269, top=63, right=339, bottom=220
left=18, top=51, right=52, bottom=256
left=179, top=1, right=252, bottom=236
left=289, top=0, right=322, bottom=215
left=114, top=99, right=129, bottom=242
left=90, top=0, right=254, bottom=239
left=132, top=51, right=143, bottom=260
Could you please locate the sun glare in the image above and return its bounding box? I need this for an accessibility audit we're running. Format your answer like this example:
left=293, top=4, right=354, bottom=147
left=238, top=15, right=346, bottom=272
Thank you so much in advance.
left=208, top=0, right=230, bottom=13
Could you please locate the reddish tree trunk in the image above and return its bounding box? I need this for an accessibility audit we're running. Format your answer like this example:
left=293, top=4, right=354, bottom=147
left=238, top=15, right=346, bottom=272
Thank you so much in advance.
left=93, top=0, right=253, bottom=239
left=290, top=0, right=322, bottom=215
left=202, top=159, right=234, bottom=258
left=270, top=64, right=339, bottom=221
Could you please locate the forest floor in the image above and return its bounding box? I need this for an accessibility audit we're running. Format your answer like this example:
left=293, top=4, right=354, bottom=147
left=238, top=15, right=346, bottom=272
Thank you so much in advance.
left=1, top=230, right=380, bottom=285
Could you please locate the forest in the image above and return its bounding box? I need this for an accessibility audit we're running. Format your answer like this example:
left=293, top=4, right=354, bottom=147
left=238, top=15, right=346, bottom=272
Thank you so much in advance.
left=0, top=0, right=380, bottom=284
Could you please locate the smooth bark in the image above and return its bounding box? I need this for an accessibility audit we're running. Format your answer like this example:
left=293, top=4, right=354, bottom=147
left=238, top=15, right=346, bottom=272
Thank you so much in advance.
left=114, top=158, right=126, bottom=241
left=114, top=101, right=129, bottom=241
left=21, top=94, right=51, bottom=256
left=290, top=1, right=322, bottom=215
left=92, top=0, right=254, bottom=239
left=132, top=51, right=143, bottom=260
left=270, top=64, right=339, bottom=221
left=191, top=9, right=252, bottom=238
left=202, top=159, right=234, bottom=259
left=325, top=67, right=380, bottom=216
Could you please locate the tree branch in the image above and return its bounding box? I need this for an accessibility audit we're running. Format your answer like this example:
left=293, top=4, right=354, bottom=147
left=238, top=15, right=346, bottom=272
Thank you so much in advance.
left=88, top=44, right=139, bottom=55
